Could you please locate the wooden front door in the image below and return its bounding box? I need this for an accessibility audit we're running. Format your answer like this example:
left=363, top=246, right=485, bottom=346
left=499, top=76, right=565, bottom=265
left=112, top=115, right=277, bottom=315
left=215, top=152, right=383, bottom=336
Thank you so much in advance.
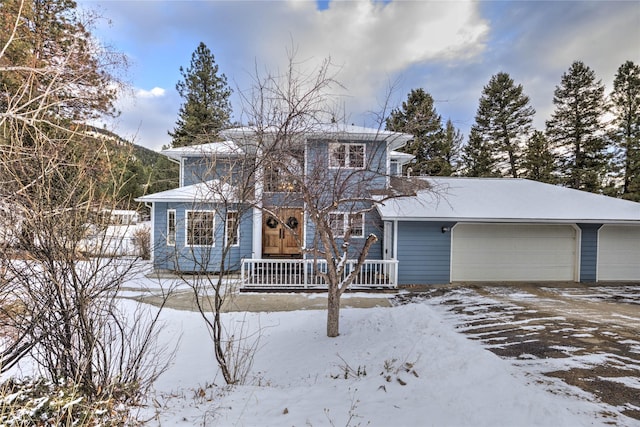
left=263, top=208, right=303, bottom=257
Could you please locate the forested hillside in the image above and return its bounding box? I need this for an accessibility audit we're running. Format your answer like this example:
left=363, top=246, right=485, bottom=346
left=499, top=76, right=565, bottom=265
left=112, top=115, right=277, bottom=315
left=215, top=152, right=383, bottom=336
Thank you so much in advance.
left=82, top=125, right=179, bottom=206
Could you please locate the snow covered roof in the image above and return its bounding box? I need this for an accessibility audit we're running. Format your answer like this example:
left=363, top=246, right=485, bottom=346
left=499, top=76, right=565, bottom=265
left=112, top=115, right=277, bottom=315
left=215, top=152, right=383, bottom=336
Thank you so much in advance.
left=135, top=180, right=240, bottom=204
left=376, top=177, right=640, bottom=224
left=161, top=141, right=244, bottom=161
left=389, top=150, right=415, bottom=165
left=221, top=124, right=413, bottom=151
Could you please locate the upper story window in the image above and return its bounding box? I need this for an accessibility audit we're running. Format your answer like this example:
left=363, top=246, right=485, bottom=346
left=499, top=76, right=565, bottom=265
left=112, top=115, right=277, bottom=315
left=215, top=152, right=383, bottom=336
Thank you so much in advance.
left=329, top=143, right=365, bottom=169
left=264, top=151, right=303, bottom=192
left=265, top=165, right=299, bottom=192
left=186, top=210, right=215, bottom=247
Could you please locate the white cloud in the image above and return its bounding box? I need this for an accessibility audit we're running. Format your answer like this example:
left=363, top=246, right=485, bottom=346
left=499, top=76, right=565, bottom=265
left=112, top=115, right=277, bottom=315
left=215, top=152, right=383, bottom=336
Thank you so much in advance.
left=243, top=1, right=489, bottom=119
left=81, top=0, right=638, bottom=150
left=137, top=87, right=166, bottom=98
left=99, top=86, right=178, bottom=151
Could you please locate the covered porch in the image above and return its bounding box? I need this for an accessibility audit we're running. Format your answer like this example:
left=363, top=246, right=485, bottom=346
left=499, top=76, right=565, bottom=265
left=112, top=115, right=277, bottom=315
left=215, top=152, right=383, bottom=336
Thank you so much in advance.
left=240, top=258, right=398, bottom=290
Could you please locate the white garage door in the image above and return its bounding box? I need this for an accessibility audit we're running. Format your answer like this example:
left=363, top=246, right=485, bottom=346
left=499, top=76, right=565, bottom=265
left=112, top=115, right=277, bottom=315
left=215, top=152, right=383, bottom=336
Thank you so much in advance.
left=598, top=225, right=640, bottom=281
left=451, top=224, right=577, bottom=282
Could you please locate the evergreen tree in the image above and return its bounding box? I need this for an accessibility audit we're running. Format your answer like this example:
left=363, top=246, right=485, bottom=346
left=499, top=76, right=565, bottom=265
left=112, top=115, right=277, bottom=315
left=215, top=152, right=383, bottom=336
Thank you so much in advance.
left=610, top=60, right=640, bottom=201
left=1, top=0, right=125, bottom=206
left=386, top=88, right=452, bottom=175
left=546, top=61, right=608, bottom=192
left=521, top=130, right=556, bottom=183
left=170, top=42, right=232, bottom=147
left=0, top=0, right=120, bottom=122
left=442, top=119, right=463, bottom=175
left=472, top=72, right=535, bottom=178
left=148, top=145, right=180, bottom=194
left=462, top=127, right=498, bottom=177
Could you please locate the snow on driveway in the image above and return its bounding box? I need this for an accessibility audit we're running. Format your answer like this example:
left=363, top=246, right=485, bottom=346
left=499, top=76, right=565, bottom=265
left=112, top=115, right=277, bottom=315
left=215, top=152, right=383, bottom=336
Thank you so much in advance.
left=408, top=284, right=640, bottom=424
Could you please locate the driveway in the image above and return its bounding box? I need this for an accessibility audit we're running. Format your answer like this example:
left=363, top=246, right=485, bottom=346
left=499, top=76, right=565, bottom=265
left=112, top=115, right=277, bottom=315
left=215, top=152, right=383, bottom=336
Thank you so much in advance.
left=396, top=283, right=640, bottom=421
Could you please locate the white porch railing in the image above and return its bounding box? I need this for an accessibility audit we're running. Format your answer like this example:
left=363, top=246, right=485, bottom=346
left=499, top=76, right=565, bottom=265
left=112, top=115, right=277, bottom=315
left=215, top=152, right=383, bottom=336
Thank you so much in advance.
left=240, top=258, right=398, bottom=289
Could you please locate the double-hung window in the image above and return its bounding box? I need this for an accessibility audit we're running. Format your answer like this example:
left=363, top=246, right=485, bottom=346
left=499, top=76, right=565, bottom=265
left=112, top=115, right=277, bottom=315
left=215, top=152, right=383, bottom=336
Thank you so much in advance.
left=167, top=209, right=176, bottom=246
left=186, top=210, right=215, bottom=246
left=329, top=143, right=365, bottom=169
left=226, top=211, right=239, bottom=246
left=348, top=212, right=364, bottom=237
left=329, top=212, right=346, bottom=237
left=328, top=212, right=365, bottom=238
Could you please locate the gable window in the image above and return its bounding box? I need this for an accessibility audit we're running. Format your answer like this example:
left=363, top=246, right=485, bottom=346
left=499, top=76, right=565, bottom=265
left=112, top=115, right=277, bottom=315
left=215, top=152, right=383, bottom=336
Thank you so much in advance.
left=329, top=143, right=365, bottom=169
left=186, top=210, right=215, bottom=246
left=167, top=209, right=176, bottom=246
left=328, top=212, right=365, bottom=238
left=226, top=211, right=239, bottom=246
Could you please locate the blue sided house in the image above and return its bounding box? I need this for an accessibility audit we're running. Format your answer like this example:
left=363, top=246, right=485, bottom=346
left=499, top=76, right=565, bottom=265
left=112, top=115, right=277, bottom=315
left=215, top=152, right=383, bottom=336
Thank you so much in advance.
left=137, top=124, right=640, bottom=288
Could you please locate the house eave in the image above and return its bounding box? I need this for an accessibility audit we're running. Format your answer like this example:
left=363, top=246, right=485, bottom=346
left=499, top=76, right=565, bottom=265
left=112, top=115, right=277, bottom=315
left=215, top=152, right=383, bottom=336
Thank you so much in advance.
left=221, top=125, right=413, bottom=151
left=376, top=215, right=640, bottom=225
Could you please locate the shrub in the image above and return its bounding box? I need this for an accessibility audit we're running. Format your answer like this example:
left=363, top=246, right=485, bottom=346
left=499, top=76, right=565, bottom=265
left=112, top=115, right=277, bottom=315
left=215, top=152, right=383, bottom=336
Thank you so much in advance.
left=0, top=377, right=140, bottom=426
left=132, top=227, right=151, bottom=260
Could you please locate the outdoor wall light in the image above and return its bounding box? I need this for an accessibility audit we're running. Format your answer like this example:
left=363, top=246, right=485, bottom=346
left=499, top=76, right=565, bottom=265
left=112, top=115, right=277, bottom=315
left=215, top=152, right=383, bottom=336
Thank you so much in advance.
left=441, top=226, right=450, bottom=233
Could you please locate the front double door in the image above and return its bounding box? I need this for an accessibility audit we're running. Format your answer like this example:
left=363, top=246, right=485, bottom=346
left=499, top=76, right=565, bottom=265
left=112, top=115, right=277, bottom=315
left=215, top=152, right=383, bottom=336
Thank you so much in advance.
left=262, top=208, right=304, bottom=257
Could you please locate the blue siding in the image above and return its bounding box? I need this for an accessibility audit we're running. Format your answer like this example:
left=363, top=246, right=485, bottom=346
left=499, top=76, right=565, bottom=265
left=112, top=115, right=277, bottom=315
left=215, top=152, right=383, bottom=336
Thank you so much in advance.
left=182, top=157, right=237, bottom=187
left=304, top=203, right=383, bottom=260
left=578, top=223, right=602, bottom=282
left=153, top=202, right=253, bottom=272
left=306, top=139, right=388, bottom=194
left=397, top=221, right=456, bottom=285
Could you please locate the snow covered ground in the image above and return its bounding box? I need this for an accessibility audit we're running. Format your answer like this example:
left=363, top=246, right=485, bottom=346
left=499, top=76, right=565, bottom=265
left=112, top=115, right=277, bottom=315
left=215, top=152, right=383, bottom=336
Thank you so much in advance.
left=128, top=273, right=635, bottom=426
left=5, top=265, right=637, bottom=426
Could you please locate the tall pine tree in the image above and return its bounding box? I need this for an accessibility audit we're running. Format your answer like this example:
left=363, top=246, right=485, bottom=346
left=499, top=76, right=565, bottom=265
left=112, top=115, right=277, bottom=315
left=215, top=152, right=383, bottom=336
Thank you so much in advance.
left=386, top=88, right=460, bottom=176
left=521, top=130, right=556, bottom=183
left=546, top=61, right=608, bottom=192
left=462, top=127, right=498, bottom=177
left=441, top=119, right=463, bottom=175
left=610, top=60, right=640, bottom=201
left=0, top=0, right=120, bottom=122
left=471, top=72, right=535, bottom=178
left=169, top=42, right=232, bottom=147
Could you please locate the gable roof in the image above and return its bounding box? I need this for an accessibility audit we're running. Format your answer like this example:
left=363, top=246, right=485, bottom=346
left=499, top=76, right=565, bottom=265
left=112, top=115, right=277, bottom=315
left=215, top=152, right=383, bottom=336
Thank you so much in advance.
left=135, top=180, right=239, bottom=203
left=161, top=141, right=244, bottom=161
left=221, top=123, right=413, bottom=151
left=376, top=177, right=640, bottom=224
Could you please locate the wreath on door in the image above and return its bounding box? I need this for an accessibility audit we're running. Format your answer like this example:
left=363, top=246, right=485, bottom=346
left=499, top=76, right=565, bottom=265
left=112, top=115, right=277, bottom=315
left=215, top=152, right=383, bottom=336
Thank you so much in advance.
left=266, top=216, right=278, bottom=229
left=286, top=216, right=299, bottom=229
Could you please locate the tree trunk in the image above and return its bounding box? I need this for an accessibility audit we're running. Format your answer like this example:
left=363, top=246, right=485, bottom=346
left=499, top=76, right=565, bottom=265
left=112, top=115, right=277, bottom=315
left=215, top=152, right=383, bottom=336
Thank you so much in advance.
left=327, top=285, right=340, bottom=337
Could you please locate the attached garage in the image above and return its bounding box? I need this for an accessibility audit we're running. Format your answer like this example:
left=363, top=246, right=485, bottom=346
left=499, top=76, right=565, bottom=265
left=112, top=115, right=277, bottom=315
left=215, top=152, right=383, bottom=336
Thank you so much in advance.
left=451, top=224, right=578, bottom=282
left=598, top=225, right=640, bottom=281
left=376, top=177, right=640, bottom=284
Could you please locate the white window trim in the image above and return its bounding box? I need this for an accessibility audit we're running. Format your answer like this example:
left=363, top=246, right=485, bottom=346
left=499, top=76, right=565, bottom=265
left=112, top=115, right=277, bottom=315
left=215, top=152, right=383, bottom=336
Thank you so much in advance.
left=329, top=211, right=365, bottom=239
left=348, top=212, right=365, bottom=238
left=225, top=210, right=240, bottom=247
left=329, top=212, right=346, bottom=238
left=329, top=142, right=366, bottom=170
left=167, top=209, right=176, bottom=246
left=185, top=209, right=216, bottom=247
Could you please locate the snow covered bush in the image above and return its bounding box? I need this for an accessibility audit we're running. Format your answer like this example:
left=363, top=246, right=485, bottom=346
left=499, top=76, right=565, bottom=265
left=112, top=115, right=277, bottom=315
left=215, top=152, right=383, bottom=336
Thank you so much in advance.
left=0, top=377, right=136, bottom=426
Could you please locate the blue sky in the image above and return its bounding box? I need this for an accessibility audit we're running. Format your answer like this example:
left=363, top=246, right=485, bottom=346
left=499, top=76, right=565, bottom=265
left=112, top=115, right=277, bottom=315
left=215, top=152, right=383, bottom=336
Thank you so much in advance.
left=78, top=0, right=640, bottom=151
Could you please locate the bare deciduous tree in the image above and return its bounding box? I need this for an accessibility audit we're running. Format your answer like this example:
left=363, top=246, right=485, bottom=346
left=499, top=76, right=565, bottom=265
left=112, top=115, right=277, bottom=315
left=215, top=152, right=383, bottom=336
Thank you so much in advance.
left=145, top=139, right=263, bottom=385
left=239, top=51, right=414, bottom=337
left=0, top=0, right=172, bottom=403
